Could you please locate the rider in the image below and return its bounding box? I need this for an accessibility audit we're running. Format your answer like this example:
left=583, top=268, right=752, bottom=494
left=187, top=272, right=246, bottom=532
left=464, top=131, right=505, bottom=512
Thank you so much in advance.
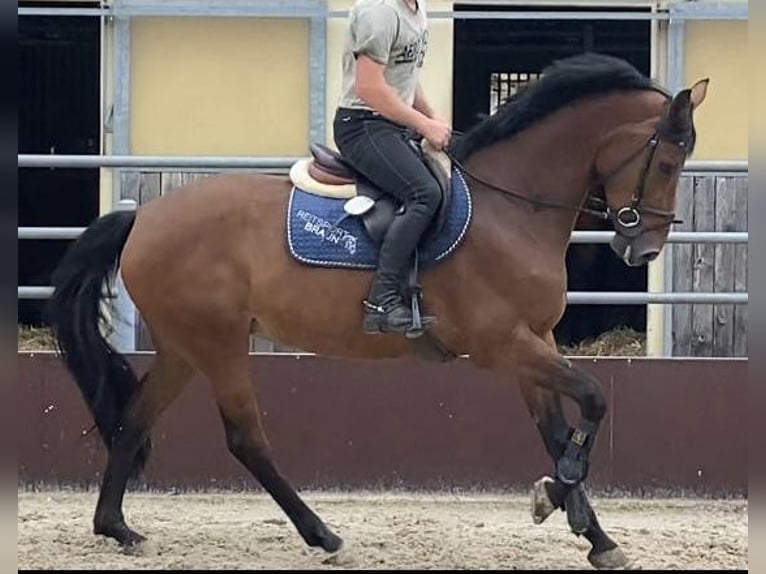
left=333, top=0, right=452, bottom=336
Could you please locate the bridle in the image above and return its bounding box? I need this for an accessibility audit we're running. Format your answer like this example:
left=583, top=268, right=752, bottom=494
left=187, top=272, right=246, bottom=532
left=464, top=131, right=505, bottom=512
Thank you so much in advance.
left=589, top=132, right=687, bottom=237
left=443, top=129, right=689, bottom=237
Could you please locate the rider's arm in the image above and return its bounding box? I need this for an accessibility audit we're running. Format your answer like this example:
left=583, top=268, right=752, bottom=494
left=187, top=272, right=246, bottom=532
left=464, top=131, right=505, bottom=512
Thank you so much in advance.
left=413, top=82, right=436, bottom=120
left=354, top=56, right=430, bottom=132
left=350, top=4, right=429, bottom=132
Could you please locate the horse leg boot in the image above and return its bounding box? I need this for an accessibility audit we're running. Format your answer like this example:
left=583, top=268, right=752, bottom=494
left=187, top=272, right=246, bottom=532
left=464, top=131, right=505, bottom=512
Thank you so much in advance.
left=93, top=351, right=194, bottom=546
left=208, top=358, right=342, bottom=553
left=519, top=382, right=630, bottom=570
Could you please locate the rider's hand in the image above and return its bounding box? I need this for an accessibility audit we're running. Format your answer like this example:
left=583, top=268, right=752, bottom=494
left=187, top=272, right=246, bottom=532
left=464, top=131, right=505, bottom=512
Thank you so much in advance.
left=419, top=117, right=452, bottom=151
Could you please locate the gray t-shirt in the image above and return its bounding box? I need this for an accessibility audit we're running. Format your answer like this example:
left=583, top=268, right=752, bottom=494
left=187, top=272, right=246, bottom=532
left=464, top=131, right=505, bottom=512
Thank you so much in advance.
left=338, top=0, right=428, bottom=110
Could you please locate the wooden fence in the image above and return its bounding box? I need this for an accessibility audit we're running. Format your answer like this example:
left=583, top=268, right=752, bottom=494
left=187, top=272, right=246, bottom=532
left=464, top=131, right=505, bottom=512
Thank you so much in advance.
left=670, top=174, right=748, bottom=357
left=122, top=171, right=749, bottom=357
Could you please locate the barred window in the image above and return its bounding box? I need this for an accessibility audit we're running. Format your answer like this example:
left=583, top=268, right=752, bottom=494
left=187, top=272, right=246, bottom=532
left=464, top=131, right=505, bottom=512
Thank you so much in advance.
left=489, top=72, right=540, bottom=114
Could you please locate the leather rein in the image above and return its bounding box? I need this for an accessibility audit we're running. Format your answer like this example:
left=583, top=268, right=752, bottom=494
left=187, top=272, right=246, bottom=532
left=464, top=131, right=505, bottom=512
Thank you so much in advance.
left=443, top=131, right=687, bottom=237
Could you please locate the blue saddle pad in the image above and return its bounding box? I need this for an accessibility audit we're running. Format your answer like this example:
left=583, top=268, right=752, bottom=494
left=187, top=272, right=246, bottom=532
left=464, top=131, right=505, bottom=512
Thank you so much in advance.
left=287, top=167, right=472, bottom=270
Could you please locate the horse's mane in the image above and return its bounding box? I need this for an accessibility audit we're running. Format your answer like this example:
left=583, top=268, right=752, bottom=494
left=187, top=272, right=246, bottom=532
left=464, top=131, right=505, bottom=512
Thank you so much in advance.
left=450, top=53, right=671, bottom=160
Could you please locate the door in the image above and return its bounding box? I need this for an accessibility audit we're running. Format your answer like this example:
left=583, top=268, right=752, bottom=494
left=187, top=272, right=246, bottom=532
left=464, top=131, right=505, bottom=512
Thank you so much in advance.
left=18, top=6, right=101, bottom=325
left=452, top=4, right=652, bottom=348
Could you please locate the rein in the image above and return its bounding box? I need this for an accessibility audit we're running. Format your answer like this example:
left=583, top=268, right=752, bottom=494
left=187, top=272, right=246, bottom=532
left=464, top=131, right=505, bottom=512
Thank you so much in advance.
left=443, top=148, right=610, bottom=221
left=442, top=130, right=686, bottom=235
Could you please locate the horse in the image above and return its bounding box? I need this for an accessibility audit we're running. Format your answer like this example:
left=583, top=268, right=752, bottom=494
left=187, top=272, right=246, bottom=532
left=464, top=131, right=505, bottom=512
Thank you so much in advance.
left=47, top=53, right=708, bottom=569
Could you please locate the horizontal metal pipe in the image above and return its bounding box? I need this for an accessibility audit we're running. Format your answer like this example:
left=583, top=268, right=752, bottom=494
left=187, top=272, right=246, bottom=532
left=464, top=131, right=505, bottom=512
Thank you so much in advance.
left=17, top=228, right=749, bottom=244
left=18, top=7, right=748, bottom=21
left=566, top=292, right=747, bottom=305
left=333, top=10, right=674, bottom=21
left=19, top=286, right=747, bottom=304
left=17, top=155, right=749, bottom=174
left=18, top=287, right=55, bottom=300
left=568, top=231, right=748, bottom=244
left=18, top=7, right=107, bottom=17
left=18, top=228, right=87, bottom=240
left=18, top=154, right=296, bottom=170
left=683, top=160, right=748, bottom=173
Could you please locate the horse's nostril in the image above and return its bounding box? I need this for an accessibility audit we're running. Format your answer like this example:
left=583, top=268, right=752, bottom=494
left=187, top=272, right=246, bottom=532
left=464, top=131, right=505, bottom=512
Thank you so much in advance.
left=642, top=250, right=660, bottom=263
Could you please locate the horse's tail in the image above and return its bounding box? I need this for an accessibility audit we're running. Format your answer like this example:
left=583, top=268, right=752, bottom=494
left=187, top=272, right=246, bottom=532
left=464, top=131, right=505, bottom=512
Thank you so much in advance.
left=46, top=209, right=149, bottom=475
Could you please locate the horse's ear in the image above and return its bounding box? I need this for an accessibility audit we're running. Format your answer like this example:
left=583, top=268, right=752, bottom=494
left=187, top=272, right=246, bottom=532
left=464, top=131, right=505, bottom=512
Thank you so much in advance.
left=689, top=78, right=709, bottom=110
left=666, top=88, right=692, bottom=130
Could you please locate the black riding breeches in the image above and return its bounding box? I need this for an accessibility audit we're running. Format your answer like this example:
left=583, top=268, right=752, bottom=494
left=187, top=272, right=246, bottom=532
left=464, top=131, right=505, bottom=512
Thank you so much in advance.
left=332, top=107, right=441, bottom=285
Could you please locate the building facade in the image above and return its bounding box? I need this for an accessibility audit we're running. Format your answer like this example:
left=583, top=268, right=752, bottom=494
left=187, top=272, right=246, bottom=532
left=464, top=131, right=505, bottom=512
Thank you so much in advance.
left=18, top=0, right=748, bottom=355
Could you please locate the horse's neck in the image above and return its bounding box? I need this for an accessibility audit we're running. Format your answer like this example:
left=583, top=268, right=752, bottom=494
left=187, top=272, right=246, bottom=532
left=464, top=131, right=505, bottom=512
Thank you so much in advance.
left=463, top=91, right=667, bottom=249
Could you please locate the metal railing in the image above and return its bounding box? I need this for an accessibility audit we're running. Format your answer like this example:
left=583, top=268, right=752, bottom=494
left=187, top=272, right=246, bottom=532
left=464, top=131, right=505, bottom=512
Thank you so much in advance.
left=15, top=287, right=749, bottom=304
left=18, top=3, right=749, bottom=21
left=17, top=154, right=747, bottom=173
left=16, top=227, right=749, bottom=244
left=17, top=155, right=749, bottom=306
left=17, top=154, right=296, bottom=170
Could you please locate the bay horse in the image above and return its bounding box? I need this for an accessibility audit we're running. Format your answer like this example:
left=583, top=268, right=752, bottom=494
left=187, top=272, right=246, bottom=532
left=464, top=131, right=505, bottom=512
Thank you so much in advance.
left=47, top=54, right=708, bottom=569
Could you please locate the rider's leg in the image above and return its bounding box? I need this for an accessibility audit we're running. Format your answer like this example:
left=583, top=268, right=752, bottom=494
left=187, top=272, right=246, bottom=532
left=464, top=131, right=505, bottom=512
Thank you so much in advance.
left=365, top=178, right=439, bottom=333
left=333, top=111, right=441, bottom=333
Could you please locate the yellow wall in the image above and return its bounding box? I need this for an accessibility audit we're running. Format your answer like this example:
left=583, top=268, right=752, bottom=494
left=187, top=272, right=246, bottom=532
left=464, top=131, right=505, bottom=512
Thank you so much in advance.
left=126, top=4, right=746, bottom=161
left=130, top=18, right=309, bottom=156
left=684, top=20, right=748, bottom=160
left=325, top=0, right=454, bottom=147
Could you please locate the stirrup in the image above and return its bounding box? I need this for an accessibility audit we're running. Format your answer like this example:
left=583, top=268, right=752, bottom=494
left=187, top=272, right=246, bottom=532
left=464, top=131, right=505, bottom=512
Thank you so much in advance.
left=405, top=250, right=436, bottom=338
left=406, top=290, right=427, bottom=339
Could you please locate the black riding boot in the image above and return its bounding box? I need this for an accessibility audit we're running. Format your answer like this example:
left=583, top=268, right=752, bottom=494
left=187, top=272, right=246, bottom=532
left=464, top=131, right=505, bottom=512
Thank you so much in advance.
left=363, top=273, right=435, bottom=335
left=362, top=213, right=436, bottom=336
left=363, top=274, right=415, bottom=334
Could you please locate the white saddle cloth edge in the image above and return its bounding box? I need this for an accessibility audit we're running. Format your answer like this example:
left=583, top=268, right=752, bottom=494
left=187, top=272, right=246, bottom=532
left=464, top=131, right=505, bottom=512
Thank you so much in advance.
left=288, top=158, right=357, bottom=199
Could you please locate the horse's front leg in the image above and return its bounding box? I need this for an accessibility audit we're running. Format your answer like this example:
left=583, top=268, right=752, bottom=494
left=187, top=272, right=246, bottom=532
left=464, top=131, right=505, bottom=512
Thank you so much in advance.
left=519, top=381, right=632, bottom=570
left=497, top=326, right=606, bottom=490
left=479, top=326, right=630, bottom=569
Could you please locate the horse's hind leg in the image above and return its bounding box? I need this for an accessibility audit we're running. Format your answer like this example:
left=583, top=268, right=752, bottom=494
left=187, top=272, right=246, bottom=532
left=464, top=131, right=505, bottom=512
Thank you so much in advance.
left=200, top=355, right=342, bottom=553
left=93, top=350, right=193, bottom=545
left=520, top=382, right=631, bottom=570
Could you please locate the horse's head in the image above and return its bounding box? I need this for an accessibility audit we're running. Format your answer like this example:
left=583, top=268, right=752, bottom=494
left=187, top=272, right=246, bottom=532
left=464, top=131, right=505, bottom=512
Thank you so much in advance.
left=594, top=78, right=709, bottom=267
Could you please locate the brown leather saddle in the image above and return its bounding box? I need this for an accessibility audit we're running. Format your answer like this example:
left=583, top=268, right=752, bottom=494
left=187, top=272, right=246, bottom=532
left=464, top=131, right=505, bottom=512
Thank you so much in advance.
left=307, top=141, right=453, bottom=245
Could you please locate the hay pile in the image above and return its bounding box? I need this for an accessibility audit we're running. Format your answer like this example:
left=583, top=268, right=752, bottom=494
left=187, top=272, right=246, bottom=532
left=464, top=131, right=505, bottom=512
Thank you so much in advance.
left=17, top=326, right=57, bottom=352
left=558, top=326, right=646, bottom=357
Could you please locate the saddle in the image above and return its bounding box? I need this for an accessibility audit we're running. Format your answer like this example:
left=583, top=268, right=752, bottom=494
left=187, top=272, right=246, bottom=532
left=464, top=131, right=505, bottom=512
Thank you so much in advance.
left=289, top=138, right=455, bottom=344
left=302, top=139, right=453, bottom=245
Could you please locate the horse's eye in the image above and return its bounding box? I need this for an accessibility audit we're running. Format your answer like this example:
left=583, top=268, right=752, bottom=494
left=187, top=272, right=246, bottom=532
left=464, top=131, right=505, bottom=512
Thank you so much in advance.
left=658, top=162, right=676, bottom=176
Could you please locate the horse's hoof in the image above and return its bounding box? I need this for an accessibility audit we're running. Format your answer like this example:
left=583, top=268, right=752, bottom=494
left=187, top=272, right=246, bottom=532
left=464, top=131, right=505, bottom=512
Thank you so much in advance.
left=94, top=521, right=147, bottom=547
left=322, top=540, right=357, bottom=567
left=321, top=531, right=343, bottom=554
left=309, top=522, right=343, bottom=554
left=588, top=547, right=636, bottom=570
left=531, top=476, right=556, bottom=525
